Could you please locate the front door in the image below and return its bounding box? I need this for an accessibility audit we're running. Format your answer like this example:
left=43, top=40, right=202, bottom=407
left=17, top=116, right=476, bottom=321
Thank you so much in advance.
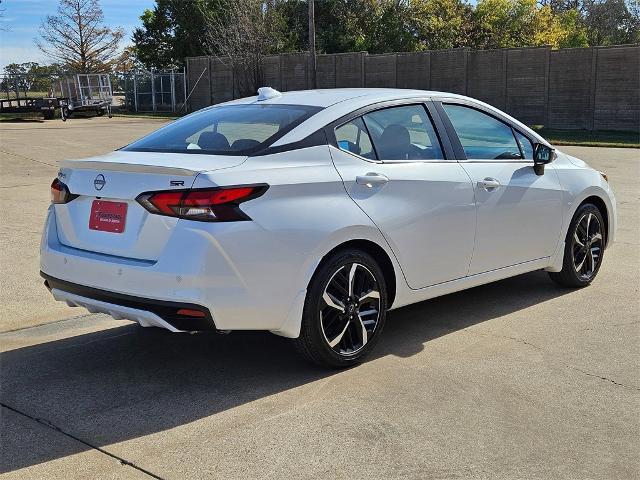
left=439, top=103, right=564, bottom=275
left=330, top=103, right=476, bottom=289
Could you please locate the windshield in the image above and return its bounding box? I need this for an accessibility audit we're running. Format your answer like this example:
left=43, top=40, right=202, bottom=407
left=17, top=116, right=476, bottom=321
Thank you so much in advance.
left=123, top=104, right=322, bottom=156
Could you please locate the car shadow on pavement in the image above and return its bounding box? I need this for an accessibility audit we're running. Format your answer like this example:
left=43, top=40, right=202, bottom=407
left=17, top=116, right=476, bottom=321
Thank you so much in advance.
left=1, top=270, right=571, bottom=473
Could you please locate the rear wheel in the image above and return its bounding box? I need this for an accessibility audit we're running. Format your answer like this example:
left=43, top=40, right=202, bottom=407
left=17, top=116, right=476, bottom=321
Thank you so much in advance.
left=294, top=249, right=387, bottom=368
left=548, top=203, right=605, bottom=288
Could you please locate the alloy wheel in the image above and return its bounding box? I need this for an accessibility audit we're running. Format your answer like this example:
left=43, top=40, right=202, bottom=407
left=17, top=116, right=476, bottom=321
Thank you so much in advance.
left=572, top=212, right=603, bottom=281
left=320, top=263, right=381, bottom=355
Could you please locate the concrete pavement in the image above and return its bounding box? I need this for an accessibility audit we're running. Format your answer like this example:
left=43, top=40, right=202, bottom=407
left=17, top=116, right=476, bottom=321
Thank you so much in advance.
left=0, top=118, right=638, bottom=479
left=0, top=117, right=170, bottom=331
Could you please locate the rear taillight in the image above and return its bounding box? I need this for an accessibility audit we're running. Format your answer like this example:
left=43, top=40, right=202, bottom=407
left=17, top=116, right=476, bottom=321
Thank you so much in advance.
left=136, top=184, right=268, bottom=222
left=50, top=178, right=78, bottom=204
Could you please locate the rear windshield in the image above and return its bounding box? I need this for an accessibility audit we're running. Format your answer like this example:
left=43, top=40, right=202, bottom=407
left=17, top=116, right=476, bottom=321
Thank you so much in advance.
left=123, top=104, right=322, bottom=155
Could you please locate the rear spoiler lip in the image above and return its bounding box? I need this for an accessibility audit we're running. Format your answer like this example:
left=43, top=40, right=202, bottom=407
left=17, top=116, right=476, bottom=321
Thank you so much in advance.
left=59, top=159, right=201, bottom=176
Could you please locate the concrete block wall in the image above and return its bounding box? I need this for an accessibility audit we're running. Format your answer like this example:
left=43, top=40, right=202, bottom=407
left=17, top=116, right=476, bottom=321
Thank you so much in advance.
left=186, top=45, right=640, bottom=131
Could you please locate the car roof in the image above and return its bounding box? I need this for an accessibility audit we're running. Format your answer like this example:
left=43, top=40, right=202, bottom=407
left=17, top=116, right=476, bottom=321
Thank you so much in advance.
left=220, top=88, right=466, bottom=108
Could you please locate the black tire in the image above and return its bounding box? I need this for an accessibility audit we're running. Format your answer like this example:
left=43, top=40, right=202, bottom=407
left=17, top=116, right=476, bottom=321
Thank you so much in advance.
left=294, top=249, right=388, bottom=368
left=548, top=203, right=606, bottom=288
left=42, top=110, right=55, bottom=120
left=96, top=109, right=105, bottom=116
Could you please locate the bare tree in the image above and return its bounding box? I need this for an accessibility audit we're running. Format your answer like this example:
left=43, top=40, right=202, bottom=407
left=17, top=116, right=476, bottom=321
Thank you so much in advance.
left=200, top=0, right=286, bottom=96
left=0, top=0, right=8, bottom=31
left=36, top=0, right=125, bottom=73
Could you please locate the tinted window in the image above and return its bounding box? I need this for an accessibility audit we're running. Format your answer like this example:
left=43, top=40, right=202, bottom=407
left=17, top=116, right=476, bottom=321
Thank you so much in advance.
left=362, top=105, right=444, bottom=161
left=124, top=104, right=321, bottom=156
left=514, top=130, right=534, bottom=159
left=335, top=117, right=376, bottom=159
left=443, top=104, right=522, bottom=160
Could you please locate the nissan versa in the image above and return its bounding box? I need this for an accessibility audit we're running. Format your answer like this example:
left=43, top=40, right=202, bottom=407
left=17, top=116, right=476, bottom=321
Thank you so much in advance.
left=41, top=88, right=616, bottom=367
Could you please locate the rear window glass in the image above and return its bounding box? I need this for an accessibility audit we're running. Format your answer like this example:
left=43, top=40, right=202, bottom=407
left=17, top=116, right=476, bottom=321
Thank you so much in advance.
left=123, top=104, right=322, bottom=155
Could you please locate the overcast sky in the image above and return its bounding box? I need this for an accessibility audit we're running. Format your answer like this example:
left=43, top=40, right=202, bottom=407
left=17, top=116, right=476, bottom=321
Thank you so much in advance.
left=0, top=0, right=155, bottom=69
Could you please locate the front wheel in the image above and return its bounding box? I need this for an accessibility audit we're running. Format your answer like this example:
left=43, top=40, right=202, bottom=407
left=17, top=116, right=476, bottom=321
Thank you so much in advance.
left=548, top=203, right=605, bottom=288
left=294, top=249, right=387, bottom=368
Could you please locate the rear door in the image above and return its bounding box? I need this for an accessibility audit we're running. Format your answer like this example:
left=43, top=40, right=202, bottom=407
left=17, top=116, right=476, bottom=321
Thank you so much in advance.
left=436, top=101, right=563, bottom=275
left=329, top=102, right=476, bottom=289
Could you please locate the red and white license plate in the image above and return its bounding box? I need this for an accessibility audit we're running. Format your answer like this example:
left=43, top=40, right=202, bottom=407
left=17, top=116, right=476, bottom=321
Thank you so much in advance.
left=89, top=200, right=127, bottom=233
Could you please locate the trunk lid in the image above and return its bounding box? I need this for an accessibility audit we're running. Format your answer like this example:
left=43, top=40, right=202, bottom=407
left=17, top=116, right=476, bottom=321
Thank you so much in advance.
left=54, top=151, right=246, bottom=260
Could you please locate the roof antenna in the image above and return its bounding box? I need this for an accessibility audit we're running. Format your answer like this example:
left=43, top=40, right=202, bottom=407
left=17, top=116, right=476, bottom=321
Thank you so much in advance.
left=257, top=87, right=282, bottom=101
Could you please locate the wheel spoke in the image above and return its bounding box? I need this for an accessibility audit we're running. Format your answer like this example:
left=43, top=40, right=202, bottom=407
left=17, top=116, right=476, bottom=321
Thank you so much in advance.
left=359, top=289, right=380, bottom=303
left=328, top=319, right=350, bottom=348
left=323, top=291, right=345, bottom=312
left=575, top=253, right=586, bottom=273
left=574, top=232, right=584, bottom=247
left=357, top=314, right=368, bottom=346
left=586, top=213, right=592, bottom=236
left=589, top=247, right=599, bottom=272
left=591, top=232, right=602, bottom=243
left=348, top=263, right=358, bottom=298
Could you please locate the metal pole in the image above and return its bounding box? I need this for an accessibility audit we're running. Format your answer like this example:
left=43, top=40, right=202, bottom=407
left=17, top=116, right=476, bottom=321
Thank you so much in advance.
left=151, top=69, right=156, bottom=113
left=170, top=70, right=176, bottom=112
left=308, top=0, right=317, bottom=89
left=183, top=67, right=187, bottom=112
left=133, top=74, right=138, bottom=112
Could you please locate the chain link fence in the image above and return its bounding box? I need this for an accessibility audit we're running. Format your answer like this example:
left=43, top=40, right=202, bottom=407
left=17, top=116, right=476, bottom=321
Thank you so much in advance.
left=116, top=70, right=186, bottom=113
left=1, top=70, right=186, bottom=115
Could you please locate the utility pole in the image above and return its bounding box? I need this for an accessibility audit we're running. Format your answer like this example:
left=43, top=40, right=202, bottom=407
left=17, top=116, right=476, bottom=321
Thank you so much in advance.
left=309, top=0, right=317, bottom=89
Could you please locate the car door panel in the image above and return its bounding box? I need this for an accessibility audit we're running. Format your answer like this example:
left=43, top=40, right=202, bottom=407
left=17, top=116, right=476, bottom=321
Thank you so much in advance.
left=459, top=161, right=563, bottom=274
left=437, top=101, right=564, bottom=275
left=330, top=149, right=476, bottom=289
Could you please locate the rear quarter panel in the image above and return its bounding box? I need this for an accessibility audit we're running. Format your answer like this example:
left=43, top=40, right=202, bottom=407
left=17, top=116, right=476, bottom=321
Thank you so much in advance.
left=189, top=146, right=405, bottom=336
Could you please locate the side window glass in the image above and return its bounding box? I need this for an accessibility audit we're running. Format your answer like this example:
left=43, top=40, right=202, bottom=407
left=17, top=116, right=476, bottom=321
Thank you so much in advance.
left=335, top=117, right=376, bottom=160
left=362, top=105, right=444, bottom=161
left=443, top=104, right=522, bottom=160
left=514, top=130, right=534, bottom=159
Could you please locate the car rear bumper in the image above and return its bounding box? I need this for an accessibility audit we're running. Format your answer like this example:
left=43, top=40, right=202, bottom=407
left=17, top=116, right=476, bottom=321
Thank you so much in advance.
left=42, top=273, right=215, bottom=331
left=39, top=207, right=306, bottom=336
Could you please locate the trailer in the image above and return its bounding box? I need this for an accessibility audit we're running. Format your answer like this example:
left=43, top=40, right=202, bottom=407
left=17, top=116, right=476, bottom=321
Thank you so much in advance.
left=0, top=96, right=68, bottom=119
left=56, top=73, right=113, bottom=118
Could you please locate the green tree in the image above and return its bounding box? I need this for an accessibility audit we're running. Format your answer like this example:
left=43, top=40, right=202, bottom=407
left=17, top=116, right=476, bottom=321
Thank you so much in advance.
left=582, top=0, right=640, bottom=45
left=357, top=0, right=420, bottom=53
left=557, top=9, right=589, bottom=47
left=471, top=0, right=541, bottom=48
left=133, top=0, right=224, bottom=69
left=1, top=63, right=63, bottom=96
left=409, top=0, right=474, bottom=50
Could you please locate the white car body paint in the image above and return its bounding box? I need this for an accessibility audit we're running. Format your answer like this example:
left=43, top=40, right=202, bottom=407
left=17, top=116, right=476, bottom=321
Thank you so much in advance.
left=41, top=89, right=617, bottom=339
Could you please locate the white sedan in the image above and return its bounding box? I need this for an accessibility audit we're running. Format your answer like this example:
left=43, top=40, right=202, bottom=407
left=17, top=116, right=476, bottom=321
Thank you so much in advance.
left=41, top=88, right=616, bottom=367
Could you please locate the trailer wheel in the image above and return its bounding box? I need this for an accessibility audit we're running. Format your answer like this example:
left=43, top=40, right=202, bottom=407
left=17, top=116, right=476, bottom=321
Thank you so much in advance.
left=43, top=110, right=55, bottom=120
left=96, top=108, right=105, bottom=117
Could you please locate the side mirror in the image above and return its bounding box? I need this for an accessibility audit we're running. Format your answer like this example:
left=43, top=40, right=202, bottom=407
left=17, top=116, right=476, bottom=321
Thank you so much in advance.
left=533, top=143, right=556, bottom=175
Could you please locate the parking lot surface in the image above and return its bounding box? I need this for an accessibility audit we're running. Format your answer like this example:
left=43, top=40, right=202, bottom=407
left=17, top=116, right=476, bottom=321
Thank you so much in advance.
left=1, top=118, right=638, bottom=479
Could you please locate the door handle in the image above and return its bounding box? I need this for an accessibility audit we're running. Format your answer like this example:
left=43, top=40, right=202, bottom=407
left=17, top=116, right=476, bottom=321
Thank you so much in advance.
left=356, top=172, right=389, bottom=188
left=479, top=177, right=501, bottom=191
